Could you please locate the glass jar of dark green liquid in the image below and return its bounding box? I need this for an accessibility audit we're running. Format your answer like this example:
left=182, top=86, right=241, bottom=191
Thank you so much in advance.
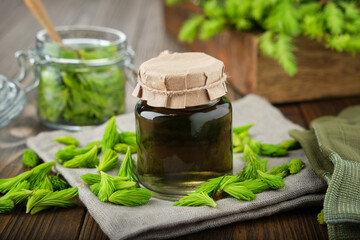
left=133, top=52, right=233, bottom=200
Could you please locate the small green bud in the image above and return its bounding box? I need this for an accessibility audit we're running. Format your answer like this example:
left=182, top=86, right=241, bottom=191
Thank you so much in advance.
left=22, top=149, right=40, bottom=168
left=81, top=173, right=101, bottom=185
left=96, top=149, right=119, bottom=172
left=27, top=188, right=78, bottom=215
left=289, top=159, right=304, bottom=174
left=260, top=144, right=288, bottom=157
left=118, top=132, right=137, bottom=149
left=113, top=180, right=136, bottom=190
left=259, top=158, right=268, bottom=172
left=35, top=176, right=53, bottom=191
left=173, top=192, right=216, bottom=207
left=237, top=179, right=269, bottom=194
left=233, top=124, right=254, bottom=135
left=257, top=170, right=285, bottom=189
left=240, top=145, right=261, bottom=180
left=113, top=143, right=137, bottom=154
left=109, top=188, right=152, bottom=207
left=63, top=145, right=100, bottom=168
left=249, top=140, right=261, bottom=155
left=90, top=183, right=100, bottom=196
left=98, top=172, right=116, bottom=202
left=195, top=175, right=227, bottom=196
left=266, top=163, right=290, bottom=177
left=118, top=147, right=138, bottom=183
left=0, top=199, right=14, bottom=213
left=3, top=181, right=32, bottom=205
left=223, top=183, right=256, bottom=201
left=50, top=174, right=68, bottom=190
left=53, top=136, right=79, bottom=146
left=101, top=117, right=119, bottom=154
left=281, top=139, right=301, bottom=150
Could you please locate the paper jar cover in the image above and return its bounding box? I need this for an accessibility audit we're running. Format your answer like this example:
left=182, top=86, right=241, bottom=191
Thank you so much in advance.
left=132, top=51, right=228, bottom=109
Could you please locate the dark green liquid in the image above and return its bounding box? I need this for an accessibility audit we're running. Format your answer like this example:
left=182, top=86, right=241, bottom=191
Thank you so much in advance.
left=135, top=97, right=232, bottom=200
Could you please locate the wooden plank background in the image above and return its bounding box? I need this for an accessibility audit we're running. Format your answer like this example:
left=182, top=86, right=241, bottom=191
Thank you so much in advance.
left=0, top=0, right=359, bottom=239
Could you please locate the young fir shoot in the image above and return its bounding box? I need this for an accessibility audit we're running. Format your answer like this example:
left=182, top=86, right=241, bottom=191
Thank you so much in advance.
left=240, top=145, right=261, bottom=180
left=195, top=175, right=228, bottom=197
left=218, top=176, right=241, bottom=191
left=0, top=171, right=32, bottom=194
left=96, top=149, right=119, bottom=172
left=114, top=180, right=136, bottom=190
left=173, top=192, right=217, bottom=207
left=249, top=140, right=261, bottom=155
left=101, top=116, right=119, bottom=153
left=2, top=181, right=32, bottom=205
left=222, top=183, right=256, bottom=201
left=53, top=136, right=79, bottom=146
left=81, top=173, right=101, bottom=185
left=233, top=123, right=254, bottom=135
left=98, top=171, right=116, bottom=202
left=26, top=188, right=78, bottom=215
left=55, top=145, right=76, bottom=164
left=281, top=139, right=301, bottom=150
left=257, top=170, right=285, bottom=189
left=118, top=131, right=137, bottom=149
left=109, top=188, right=152, bottom=207
left=35, top=175, right=54, bottom=191
left=233, top=132, right=242, bottom=147
left=25, top=161, right=55, bottom=190
left=90, top=183, right=100, bottom=196
left=266, top=163, right=290, bottom=178
left=289, top=159, right=304, bottom=174
left=0, top=199, right=14, bottom=213
left=237, top=179, right=270, bottom=194
left=259, top=158, right=268, bottom=172
left=26, top=189, right=52, bottom=213
left=55, top=141, right=101, bottom=164
left=113, top=143, right=137, bottom=154
left=260, top=144, right=288, bottom=157
left=233, top=132, right=250, bottom=153
left=22, top=149, right=40, bottom=168
left=81, top=173, right=128, bottom=185
left=195, top=175, right=239, bottom=200
left=50, top=174, right=68, bottom=190
left=118, top=147, right=138, bottom=183
left=63, top=145, right=100, bottom=168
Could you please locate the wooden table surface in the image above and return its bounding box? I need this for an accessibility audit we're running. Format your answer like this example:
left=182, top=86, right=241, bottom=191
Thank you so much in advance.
left=1, top=0, right=359, bottom=239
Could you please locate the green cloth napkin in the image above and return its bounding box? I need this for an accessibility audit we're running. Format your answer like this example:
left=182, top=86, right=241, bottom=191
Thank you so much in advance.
left=290, top=106, right=360, bottom=240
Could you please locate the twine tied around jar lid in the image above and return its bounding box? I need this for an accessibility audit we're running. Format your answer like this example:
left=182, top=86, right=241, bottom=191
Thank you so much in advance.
left=132, top=51, right=228, bottom=109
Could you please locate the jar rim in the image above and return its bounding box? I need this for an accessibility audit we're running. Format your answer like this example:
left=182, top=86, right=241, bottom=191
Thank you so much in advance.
left=35, top=25, right=129, bottom=66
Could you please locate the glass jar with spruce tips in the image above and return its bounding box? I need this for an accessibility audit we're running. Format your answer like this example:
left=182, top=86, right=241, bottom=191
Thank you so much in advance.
left=15, top=25, right=137, bottom=131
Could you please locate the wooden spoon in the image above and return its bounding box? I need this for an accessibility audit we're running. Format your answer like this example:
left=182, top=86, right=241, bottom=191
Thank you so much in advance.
left=24, top=0, right=85, bottom=59
left=24, top=0, right=62, bottom=43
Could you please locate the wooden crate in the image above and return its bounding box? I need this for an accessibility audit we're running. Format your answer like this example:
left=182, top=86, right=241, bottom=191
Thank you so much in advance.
left=164, top=2, right=360, bottom=103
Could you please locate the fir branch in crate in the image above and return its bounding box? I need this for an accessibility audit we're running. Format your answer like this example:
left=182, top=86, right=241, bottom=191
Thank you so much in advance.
left=168, top=0, right=360, bottom=76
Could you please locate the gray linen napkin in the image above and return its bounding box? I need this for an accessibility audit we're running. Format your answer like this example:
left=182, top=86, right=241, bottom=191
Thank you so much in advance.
left=26, top=94, right=327, bottom=240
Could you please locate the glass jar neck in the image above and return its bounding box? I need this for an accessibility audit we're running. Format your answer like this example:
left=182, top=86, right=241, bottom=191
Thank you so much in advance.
left=143, top=98, right=222, bottom=112
left=35, top=25, right=130, bottom=66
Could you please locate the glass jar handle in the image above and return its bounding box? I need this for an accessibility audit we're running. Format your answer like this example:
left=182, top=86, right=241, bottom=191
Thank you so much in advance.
left=124, top=46, right=138, bottom=87
left=14, top=50, right=40, bottom=93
